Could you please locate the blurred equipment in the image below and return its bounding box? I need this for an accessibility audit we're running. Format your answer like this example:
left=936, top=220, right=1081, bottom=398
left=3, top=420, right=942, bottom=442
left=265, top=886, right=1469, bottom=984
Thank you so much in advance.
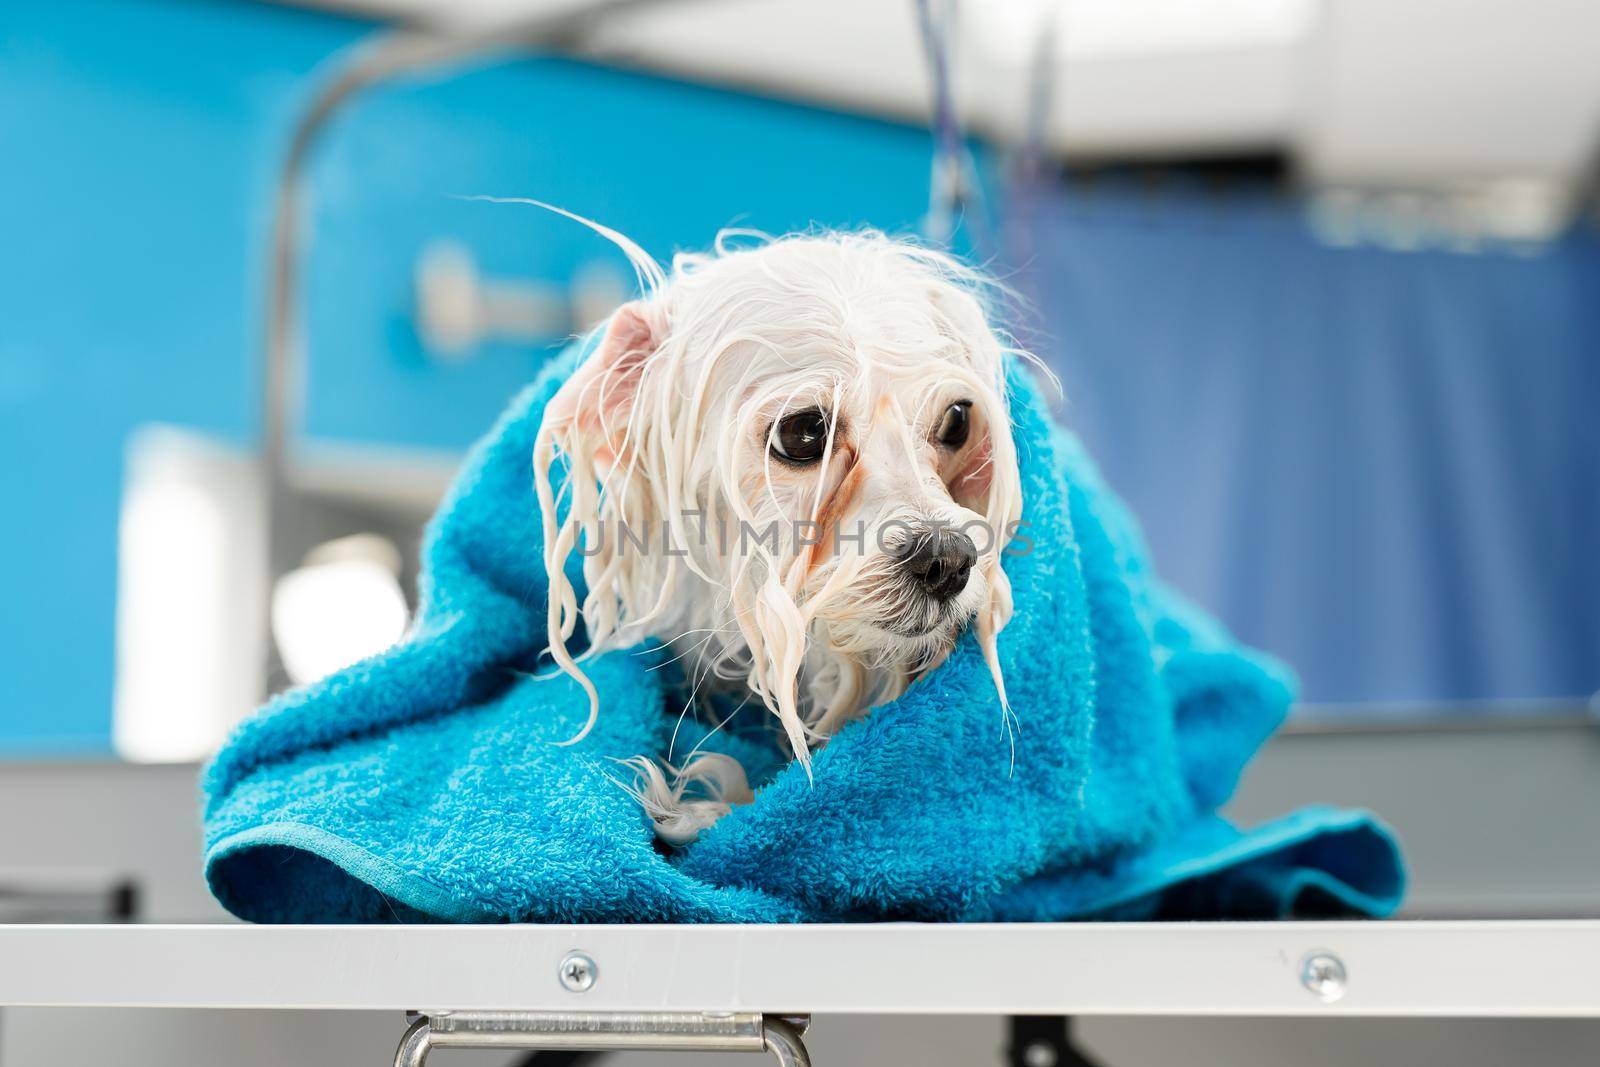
left=114, top=427, right=266, bottom=763
left=262, top=0, right=665, bottom=692
left=0, top=870, right=138, bottom=923
left=285, top=0, right=1600, bottom=229
left=416, top=240, right=628, bottom=357
left=272, top=534, right=409, bottom=686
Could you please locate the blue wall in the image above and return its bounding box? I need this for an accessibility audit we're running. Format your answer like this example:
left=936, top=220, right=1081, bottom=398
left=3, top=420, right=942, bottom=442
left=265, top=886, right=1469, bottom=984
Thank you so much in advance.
left=1007, top=183, right=1600, bottom=711
left=0, top=0, right=938, bottom=753
left=1, top=0, right=359, bottom=753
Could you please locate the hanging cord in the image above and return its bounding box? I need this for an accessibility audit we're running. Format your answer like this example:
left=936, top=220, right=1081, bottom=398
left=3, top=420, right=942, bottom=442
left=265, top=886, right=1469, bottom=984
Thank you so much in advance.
left=1005, top=0, right=1062, bottom=277
left=1017, top=0, right=1061, bottom=190
left=912, top=0, right=993, bottom=255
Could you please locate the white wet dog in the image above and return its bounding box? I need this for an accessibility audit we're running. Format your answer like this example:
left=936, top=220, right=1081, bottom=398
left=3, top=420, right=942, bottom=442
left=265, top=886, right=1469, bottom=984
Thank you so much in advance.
left=532, top=226, right=1031, bottom=842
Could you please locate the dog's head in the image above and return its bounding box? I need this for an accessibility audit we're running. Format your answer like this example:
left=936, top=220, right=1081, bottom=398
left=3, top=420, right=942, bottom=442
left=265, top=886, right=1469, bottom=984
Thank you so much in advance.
left=534, top=232, right=1027, bottom=762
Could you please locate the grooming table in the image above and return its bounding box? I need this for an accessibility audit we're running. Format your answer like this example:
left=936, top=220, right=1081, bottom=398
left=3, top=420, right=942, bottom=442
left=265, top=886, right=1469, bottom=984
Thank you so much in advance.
left=2, top=921, right=1597, bottom=1064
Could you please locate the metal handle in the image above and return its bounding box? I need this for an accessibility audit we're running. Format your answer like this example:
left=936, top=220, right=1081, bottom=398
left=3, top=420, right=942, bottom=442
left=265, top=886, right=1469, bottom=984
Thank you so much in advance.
left=393, top=1011, right=811, bottom=1066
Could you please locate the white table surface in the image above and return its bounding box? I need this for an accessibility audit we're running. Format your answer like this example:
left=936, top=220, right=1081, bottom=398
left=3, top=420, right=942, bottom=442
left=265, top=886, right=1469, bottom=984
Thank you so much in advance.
left=1, top=920, right=1596, bottom=1017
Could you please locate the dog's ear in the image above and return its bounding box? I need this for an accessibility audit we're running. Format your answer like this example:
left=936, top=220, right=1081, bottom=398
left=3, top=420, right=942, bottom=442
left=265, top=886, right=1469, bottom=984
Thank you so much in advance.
left=532, top=300, right=664, bottom=738
left=552, top=301, right=660, bottom=467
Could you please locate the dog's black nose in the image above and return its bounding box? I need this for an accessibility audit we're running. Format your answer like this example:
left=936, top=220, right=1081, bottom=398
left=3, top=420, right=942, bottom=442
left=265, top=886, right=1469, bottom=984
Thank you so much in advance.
left=897, top=526, right=977, bottom=602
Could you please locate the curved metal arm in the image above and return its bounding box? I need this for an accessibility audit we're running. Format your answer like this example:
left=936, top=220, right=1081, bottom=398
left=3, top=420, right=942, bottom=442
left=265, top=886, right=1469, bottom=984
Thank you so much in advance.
left=259, top=0, right=667, bottom=678
left=263, top=0, right=662, bottom=500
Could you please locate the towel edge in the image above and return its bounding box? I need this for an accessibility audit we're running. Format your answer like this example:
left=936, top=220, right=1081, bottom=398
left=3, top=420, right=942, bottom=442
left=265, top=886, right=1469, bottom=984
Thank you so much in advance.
left=205, top=822, right=502, bottom=923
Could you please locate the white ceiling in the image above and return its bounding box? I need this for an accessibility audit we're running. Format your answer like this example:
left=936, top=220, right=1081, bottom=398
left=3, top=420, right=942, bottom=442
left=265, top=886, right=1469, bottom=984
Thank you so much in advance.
left=1303, top=0, right=1600, bottom=188
left=284, top=0, right=1600, bottom=196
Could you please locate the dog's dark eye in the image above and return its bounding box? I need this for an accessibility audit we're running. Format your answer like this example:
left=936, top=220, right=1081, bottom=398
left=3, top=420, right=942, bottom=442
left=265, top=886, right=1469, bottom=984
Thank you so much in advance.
left=770, top=408, right=831, bottom=464
left=935, top=401, right=972, bottom=449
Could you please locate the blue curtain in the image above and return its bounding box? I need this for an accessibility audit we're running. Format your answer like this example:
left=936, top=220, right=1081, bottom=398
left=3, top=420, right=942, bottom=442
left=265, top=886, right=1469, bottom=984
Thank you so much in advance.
left=1004, top=182, right=1600, bottom=713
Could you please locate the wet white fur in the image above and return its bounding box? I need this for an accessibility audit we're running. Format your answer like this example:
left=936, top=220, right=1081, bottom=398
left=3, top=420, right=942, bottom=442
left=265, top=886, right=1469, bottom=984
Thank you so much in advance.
left=528, top=224, right=1035, bottom=842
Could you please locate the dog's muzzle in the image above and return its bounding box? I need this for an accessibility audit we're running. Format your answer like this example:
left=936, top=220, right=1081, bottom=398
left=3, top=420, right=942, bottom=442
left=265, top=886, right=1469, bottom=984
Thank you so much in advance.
left=894, top=524, right=977, bottom=602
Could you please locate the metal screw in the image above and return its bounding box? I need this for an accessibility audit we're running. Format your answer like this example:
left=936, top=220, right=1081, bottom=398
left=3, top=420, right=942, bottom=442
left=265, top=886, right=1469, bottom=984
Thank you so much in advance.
left=558, top=951, right=597, bottom=993
left=1300, top=950, right=1347, bottom=1002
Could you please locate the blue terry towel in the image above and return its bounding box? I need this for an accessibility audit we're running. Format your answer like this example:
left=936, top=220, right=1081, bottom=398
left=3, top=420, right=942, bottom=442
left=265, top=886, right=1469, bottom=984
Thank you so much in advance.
left=202, top=339, right=1404, bottom=923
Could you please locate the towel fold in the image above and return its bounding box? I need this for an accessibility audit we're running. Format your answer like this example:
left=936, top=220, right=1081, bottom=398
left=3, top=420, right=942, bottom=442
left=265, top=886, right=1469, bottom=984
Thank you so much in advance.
left=202, top=339, right=1404, bottom=923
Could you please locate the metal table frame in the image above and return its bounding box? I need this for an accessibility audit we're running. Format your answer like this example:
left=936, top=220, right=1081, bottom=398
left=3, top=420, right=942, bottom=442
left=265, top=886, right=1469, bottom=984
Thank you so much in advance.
left=2, top=921, right=1596, bottom=1065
